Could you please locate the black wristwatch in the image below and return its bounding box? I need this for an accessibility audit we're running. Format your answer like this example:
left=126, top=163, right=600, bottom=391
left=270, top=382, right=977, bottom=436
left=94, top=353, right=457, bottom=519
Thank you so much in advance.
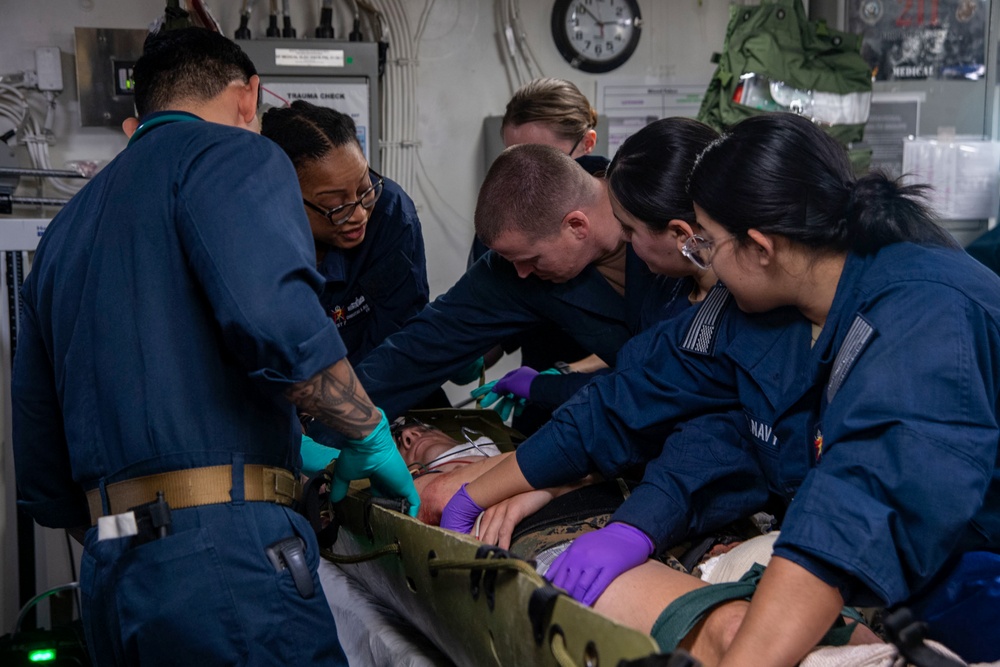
left=553, top=361, right=573, bottom=375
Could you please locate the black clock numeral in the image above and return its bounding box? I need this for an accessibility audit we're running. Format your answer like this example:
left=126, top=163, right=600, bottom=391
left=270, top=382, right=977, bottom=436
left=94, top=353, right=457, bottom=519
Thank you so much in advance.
left=617, top=6, right=624, bottom=15
left=606, top=41, right=614, bottom=51
left=615, top=33, right=622, bottom=41
left=594, top=44, right=603, bottom=55
left=584, top=40, right=591, bottom=50
left=575, top=30, right=583, bottom=40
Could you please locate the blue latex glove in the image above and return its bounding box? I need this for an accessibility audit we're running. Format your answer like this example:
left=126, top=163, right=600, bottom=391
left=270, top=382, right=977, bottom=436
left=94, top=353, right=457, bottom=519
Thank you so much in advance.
left=440, top=483, right=485, bottom=533
left=331, top=409, right=420, bottom=517
left=547, top=522, right=654, bottom=606
left=449, top=356, right=485, bottom=385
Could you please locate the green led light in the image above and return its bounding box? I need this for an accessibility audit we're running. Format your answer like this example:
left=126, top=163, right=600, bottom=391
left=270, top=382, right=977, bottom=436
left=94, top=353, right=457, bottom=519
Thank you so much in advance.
left=28, top=648, right=57, bottom=662
left=346, top=57, right=354, bottom=64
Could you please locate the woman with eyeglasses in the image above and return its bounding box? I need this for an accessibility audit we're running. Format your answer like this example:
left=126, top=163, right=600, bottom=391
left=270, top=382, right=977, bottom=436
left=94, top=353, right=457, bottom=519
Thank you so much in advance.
left=502, top=77, right=603, bottom=170
left=262, top=100, right=431, bottom=368
left=607, top=117, right=721, bottom=328
left=443, top=112, right=1000, bottom=664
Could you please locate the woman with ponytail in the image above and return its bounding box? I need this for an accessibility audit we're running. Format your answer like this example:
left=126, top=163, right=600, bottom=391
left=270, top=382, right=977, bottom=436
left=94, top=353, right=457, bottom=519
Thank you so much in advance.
left=443, top=112, right=1000, bottom=665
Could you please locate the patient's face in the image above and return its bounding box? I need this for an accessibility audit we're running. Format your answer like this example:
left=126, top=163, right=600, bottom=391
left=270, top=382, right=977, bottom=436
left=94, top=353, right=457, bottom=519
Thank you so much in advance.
left=392, top=418, right=460, bottom=466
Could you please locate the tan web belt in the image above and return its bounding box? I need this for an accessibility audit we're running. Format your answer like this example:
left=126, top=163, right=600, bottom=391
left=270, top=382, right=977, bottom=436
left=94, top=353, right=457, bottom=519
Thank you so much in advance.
left=86, top=464, right=301, bottom=526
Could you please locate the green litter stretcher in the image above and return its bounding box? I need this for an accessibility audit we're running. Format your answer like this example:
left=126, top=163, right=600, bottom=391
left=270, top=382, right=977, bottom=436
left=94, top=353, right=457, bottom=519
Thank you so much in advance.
left=313, top=410, right=988, bottom=667
left=313, top=409, right=672, bottom=667
left=321, top=487, right=664, bottom=667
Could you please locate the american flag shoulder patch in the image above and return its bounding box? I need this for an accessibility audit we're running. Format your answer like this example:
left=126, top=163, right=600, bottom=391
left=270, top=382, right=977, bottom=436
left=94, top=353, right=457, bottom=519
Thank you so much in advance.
left=826, top=314, right=876, bottom=403
left=679, top=284, right=732, bottom=356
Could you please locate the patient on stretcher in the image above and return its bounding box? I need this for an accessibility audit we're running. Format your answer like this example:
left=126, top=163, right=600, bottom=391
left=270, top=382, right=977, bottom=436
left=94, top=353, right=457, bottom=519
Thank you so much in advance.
left=392, top=420, right=892, bottom=661
left=392, top=415, right=589, bottom=544
left=391, top=416, right=769, bottom=570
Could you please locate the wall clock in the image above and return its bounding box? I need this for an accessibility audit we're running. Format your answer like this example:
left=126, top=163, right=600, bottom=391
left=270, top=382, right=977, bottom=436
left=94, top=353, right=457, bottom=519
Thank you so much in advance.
left=551, top=0, right=642, bottom=74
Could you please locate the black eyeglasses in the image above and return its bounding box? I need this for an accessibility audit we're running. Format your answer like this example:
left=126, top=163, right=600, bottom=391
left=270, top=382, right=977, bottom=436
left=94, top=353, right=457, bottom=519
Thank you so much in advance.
left=303, top=168, right=385, bottom=226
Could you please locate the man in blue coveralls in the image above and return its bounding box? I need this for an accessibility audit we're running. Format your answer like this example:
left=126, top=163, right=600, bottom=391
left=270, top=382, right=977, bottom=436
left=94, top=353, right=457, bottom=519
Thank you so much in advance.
left=309, top=143, right=674, bottom=449
left=11, top=28, right=417, bottom=666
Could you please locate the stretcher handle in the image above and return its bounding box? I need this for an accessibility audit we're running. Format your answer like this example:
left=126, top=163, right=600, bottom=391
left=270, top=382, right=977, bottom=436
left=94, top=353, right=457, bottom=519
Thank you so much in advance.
left=427, top=553, right=547, bottom=587
left=549, top=630, right=577, bottom=667
left=320, top=542, right=401, bottom=565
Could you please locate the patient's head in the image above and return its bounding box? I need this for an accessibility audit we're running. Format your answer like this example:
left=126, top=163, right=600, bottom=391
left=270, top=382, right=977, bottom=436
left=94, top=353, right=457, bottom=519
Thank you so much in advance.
left=391, top=416, right=461, bottom=466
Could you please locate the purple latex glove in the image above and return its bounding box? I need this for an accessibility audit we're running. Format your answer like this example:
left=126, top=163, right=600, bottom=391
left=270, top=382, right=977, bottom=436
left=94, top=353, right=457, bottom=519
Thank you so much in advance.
left=492, top=366, right=540, bottom=400
left=547, top=522, right=654, bottom=606
left=440, top=483, right=485, bottom=533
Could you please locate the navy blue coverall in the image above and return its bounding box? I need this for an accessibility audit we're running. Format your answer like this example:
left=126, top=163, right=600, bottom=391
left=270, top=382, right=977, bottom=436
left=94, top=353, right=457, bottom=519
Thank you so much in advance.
left=317, top=175, right=429, bottom=367
left=467, top=154, right=609, bottom=433
left=516, top=243, right=1000, bottom=619
left=12, top=113, right=349, bottom=665
left=528, top=274, right=698, bottom=409
left=348, top=244, right=663, bottom=422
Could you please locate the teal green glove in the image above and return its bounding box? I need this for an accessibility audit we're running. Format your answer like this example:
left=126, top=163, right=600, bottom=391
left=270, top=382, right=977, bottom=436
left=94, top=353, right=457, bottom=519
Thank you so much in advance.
left=470, top=367, right=563, bottom=420
left=299, top=433, right=340, bottom=477
left=449, top=356, right=485, bottom=385
left=470, top=379, right=500, bottom=406
left=331, top=409, right=420, bottom=517
left=470, top=380, right=524, bottom=421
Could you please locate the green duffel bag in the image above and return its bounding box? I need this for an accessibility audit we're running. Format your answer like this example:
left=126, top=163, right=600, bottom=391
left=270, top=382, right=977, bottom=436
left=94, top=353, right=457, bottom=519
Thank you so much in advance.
left=698, top=0, right=873, bottom=162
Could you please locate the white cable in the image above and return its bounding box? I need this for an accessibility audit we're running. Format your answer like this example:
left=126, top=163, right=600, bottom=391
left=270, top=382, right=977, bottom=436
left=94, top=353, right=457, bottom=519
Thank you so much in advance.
left=400, top=0, right=419, bottom=188
left=507, top=0, right=528, bottom=87
left=378, top=0, right=400, bottom=181
left=365, top=1, right=476, bottom=258
left=374, top=0, right=395, bottom=176
left=0, top=81, right=84, bottom=198
left=397, top=0, right=416, bottom=189
left=510, top=0, right=543, bottom=81
left=378, top=0, right=418, bottom=191
left=494, top=0, right=521, bottom=93
left=412, top=0, right=435, bottom=59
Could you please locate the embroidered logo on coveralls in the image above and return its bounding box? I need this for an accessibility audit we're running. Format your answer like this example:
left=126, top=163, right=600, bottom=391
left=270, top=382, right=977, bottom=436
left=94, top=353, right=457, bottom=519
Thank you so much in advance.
left=330, top=295, right=371, bottom=328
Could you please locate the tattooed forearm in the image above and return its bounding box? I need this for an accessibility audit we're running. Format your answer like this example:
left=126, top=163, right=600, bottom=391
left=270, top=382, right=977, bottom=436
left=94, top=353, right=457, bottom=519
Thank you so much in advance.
left=285, top=358, right=380, bottom=440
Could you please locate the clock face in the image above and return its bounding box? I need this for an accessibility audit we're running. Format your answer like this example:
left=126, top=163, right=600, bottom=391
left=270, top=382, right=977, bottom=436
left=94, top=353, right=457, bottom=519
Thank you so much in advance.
left=552, top=0, right=642, bottom=73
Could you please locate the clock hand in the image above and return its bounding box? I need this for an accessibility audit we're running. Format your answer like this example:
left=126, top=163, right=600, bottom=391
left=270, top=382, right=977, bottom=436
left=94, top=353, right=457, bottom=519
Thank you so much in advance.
left=577, top=3, right=602, bottom=26
left=587, top=4, right=608, bottom=38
